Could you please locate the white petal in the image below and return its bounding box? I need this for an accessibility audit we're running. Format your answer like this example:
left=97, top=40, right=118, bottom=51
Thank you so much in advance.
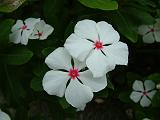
left=102, top=42, right=129, bottom=65
left=142, top=32, right=155, bottom=43
left=132, top=80, right=144, bottom=91
left=45, top=47, right=72, bottom=71
left=73, top=58, right=86, bottom=71
left=24, top=18, right=40, bottom=30
left=79, top=70, right=107, bottom=92
left=96, top=21, right=120, bottom=44
left=74, top=19, right=98, bottom=41
left=147, top=90, right=157, bottom=99
left=142, top=118, right=151, bottom=120
left=144, top=80, right=156, bottom=91
left=0, top=109, right=11, bottom=120
left=138, top=25, right=150, bottom=35
left=43, top=70, right=69, bottom=97
left=20, top=30, right=32, bottom=45
left=9, top=30, right=22, bottom=44
left=130, top=91, right=142, bottom=103
left=40, top=24, right=54, bottom=40
left=154, top=31, right=160, bottom=42
left=64, top=34, right=93, bottom=61
left=76, top=104, right=86, bottom=111
left=29, top=29, right=39, bottom=39
left=65, top=79, right=93, bottom=109
left=86, top=50, right=115, bottom=78
left=35, top=20, right=45, bottom=32
left=140, top=96, right=151, bottom=107
left=11, top=20, right=23, bottom=32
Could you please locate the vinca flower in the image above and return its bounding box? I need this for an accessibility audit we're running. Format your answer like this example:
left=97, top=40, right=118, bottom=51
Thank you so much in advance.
left=9, top=18, right=40, bottom=45
left=29, top=20, right=54, bottom=40
left=0, top=109, right=11, bottom=120
left=130, top=80, right=157, bottom=107
left=43, top=47, right=107, bottom=110
left=138, top=19, right=160, bottom=43
left=64, top=19, right=128, bottom=77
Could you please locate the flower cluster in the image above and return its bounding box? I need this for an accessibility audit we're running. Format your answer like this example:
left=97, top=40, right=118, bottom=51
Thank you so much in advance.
left=9, top=18, right=54, bottom=45
left=43, top=19, right=129, bottom=110
left=130, top=80, right=157, bottom=107
left=138, top=19, right=160, bottom=44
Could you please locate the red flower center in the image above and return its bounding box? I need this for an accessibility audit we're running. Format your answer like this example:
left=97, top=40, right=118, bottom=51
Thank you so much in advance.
left=37, top=31, right=43, bottom=37
left=94, top=41, right=103, bottom=50
left=143, top=90, right=148, bottom=96
left=150, top=28, right=155, bottom=32
left=68, top=68, right=79, bottom=80
left=21, top=25, right=27, bottom=30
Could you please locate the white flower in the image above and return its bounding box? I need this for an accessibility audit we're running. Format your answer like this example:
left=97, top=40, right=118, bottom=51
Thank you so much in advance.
left=64, top=19, right=128, bottom=78
left=0, top=109, right=11, bottom=120
left=29, top=20, right=54, bottom=40
left=142, top=118, right=151, bottom=120
left=138, top=19, right=160, bottom=43
left=9, top=18, right=40, bottom=45
left=43, top=47, right=107, bottom=110
left=130, top=80, right=157, bottom=107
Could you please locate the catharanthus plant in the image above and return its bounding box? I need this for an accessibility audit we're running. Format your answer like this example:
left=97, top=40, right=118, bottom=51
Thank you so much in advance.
left=9, top=18, right=40, bottom=45
left=138, top=19, right=160, bottom=43
left=29, top=20, right=54, bottom=40
left=130, top=80, right=157, bottom=107
left=43, top=47, right=107, bottom=110
left=64, top=19, right=129, bottom=77
left=0, top=109, right=11, bottom=120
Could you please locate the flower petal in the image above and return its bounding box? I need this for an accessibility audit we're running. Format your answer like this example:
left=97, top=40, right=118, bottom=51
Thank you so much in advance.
left=79, top=70, right=107, bottom=92
left=20, top=30, right=32, bottom=45
left=11, top=20, right=23, bottom=32
left=154, top=31, right=160, bottom=42
left=73, top=58, right=86, bottom=71
left=0, top=109, right=11, bottom=120
left=45, top=47, right=72, bottom=71
left=144, top=80, right=156, bottom=91
left=96, top=21, right=120, bottom=44
left=64, top=34, right=93, bottom=61
left=24, top=18, right=40, bottom=30
left=86, top=50, right=115, bottom=78
left=74, top=19, right=98, bottom=41
left=130, top=91, right=142, bottom=103
left=65, top=79, right=93, bottom=109
left=140, top=96, right=151, bottom=107
left=43, top=70, right=69, bottom=97
left=138, top=25, right=150, bottom=35
left=132, top=80, right=144, bottom=91
left=102, top=42, right=128, bottom=65
left=40, top=24, right=54, bottom=40
left=147, top=90, right=157, bottom=99
left=9, top=30, right=22, bottom=44
left=142, top=32, right=155, bottom=43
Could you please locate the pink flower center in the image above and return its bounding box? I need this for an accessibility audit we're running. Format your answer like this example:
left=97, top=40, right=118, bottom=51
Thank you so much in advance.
left=21, top=25, right=27, bottom=30
left=94, top=41, right=103, bottom=50
left=142, top=90, right=148, bottom=96
left=68, top=68, right=79, bottom=80
left=150, top=28, right=155, bottom=32
left=37, top=31, right=43, bottom=37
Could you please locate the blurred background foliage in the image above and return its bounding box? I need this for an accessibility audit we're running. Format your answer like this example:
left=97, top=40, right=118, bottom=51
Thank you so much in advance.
left=0, top=0, right=160, bottom=120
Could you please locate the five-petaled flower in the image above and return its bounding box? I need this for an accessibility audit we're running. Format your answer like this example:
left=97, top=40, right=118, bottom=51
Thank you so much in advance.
left=0, top=109, right=11, bottom=120
left=130, top=80, right=157, bottom=107
left=64, top=19, right=129, bottom=78
left=29, top=20, right=54, bottom=40
left=138, top=19, right=160, bottom=43
left=9, top=18, right=40, bottom=45
left=43, top=47, right=107, bottom=110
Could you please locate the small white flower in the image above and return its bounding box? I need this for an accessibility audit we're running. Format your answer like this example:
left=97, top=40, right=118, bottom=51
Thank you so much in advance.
left=138, top=19, right=160, bottom=43
left=9, top=18, right=40, bottom=45
left=142, top=118, right=151, bottom=120
left=64, top=19, right=128, bottom=78
left=0, top=109, right=11, bottom=120
left=29, top=20, right=54, bottom=40
left=43, top=47, right=107, bottom=110
left=130, top=80, right=157, bottom=107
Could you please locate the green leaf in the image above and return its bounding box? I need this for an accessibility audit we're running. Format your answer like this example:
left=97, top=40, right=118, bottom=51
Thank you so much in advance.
left=59, top=98, right=70, bottom=109
left=78, top=0, right=118, bottom=10
left=30, top=77, right=43, bottom=91
left=147, top=73, right=160, bottom=84
left=152, top=92, right=160, bottom=107
left=0, top=0, right=26, bottom=13
left=119, top=92, right=131, bottom=103
left=3, top=47, right=33, bottom=65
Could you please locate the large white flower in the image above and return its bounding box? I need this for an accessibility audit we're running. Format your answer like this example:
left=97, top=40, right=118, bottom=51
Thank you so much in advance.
left=138, top=19, right=160, bottom=43
left=130, top=80, right=157, bottom=107
left=0, top=109, right=11, bottom=120
left=64, top=19, right=128, bottom=78
left=29, top=20, right=54, bottom=40
left=43, top=47, right=107, bottom=110
left=9, top=18, right=40, bottom=45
